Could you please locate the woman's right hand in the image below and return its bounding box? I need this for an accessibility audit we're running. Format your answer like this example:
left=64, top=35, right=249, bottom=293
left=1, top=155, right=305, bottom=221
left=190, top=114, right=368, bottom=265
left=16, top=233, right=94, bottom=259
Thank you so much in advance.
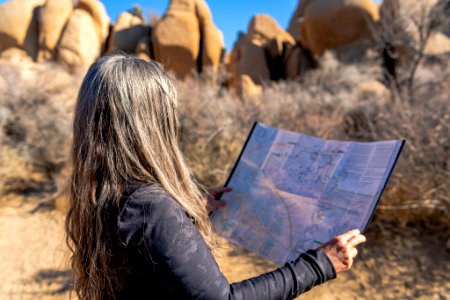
left=318, top=229, right=366, bottom=273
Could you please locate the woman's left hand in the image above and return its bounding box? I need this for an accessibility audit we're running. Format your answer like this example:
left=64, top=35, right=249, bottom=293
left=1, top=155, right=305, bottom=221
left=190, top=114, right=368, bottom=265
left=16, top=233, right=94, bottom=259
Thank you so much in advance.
left=205, top=186, right=231, bottom=214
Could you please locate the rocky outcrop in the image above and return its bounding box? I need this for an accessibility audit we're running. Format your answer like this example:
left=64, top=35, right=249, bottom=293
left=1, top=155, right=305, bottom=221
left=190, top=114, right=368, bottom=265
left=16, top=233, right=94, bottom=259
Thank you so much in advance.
left=239, top=74, right=262, bottom=98
left=108, top=11, right=150, bottom=54
left=37, top=0, right=73, bottom=61
left=152, top=0, right=224, bottom=78
left=229, top=14, right=299, bottom=93
left=57, top=9, right=101, bottom=71
left=0, top=47, right=34, bottom=64
left=289, top=0, right=379, bottom=57
left=77, top=0, right=110, bottom=47
left=153, top=0, right=201, bottom=77
left=196, top=0, right=224, bottom=71
left=283, top=45, right=316, bottom=80
left=287, top=0, right=314, bottom=39
left=0, top=0, right=46, bottom=60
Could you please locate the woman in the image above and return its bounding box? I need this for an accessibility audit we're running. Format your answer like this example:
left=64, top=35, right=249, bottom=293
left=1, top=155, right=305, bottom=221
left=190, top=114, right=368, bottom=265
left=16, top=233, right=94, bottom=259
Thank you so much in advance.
left=66, top=55, right=366, bottom=300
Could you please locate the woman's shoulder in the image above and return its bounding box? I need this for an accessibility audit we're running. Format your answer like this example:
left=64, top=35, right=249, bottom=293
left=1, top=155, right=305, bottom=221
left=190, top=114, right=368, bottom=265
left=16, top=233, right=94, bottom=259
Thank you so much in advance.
left=121, top=182, right=180, bottom=211
left=117, top=182, right=185, bottom=246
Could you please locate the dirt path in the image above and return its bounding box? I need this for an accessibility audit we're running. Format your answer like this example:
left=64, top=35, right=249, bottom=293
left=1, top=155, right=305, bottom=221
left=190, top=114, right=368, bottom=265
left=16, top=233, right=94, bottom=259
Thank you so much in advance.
left=0, top=198, right=70, bottom=300
left=1, top=198, right=449, bottom=299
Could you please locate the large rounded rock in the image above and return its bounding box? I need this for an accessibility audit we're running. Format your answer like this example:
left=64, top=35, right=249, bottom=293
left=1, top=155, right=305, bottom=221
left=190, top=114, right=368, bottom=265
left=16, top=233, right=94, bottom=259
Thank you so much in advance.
left=229, top=14, right=296, bottom=89
left=37, top=0, right=73, bottom=61
left=57, top=9, right=100, bottom=71
left=195, top=0, right=224, bottom=71
left=248, top=14, right=295, bottom=47
left=0, top=0, right=46, bottom=60
left=77, top=0, right=110, bottom=46
left=0, top=47, right=34, bottom=64
left=283, top=45, right=316, bottom=79
left=248, top=14, right=296, bottom=68
left=297, top=0, right=379, bottom=56
left=287, top=0, right=314, bottom=39
left=152, top=0, right=200, bottom=78
left=107, top=12, right=150, bottom=54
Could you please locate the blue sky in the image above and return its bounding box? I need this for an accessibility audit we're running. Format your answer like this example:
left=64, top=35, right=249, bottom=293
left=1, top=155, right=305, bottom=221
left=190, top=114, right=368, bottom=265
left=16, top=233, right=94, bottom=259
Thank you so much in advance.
left=0, top=0, right=381, bottom=50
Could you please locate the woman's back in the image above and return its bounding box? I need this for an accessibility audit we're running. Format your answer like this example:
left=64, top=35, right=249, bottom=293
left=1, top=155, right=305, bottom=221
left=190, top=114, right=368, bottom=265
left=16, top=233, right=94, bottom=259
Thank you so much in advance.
left=111, top=183, right=335, bottom=299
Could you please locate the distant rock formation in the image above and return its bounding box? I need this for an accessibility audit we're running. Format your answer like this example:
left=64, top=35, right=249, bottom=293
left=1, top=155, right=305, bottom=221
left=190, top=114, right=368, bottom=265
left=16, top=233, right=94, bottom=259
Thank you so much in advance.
left=288, top=0, right=380, bottom=58
left=77, top=0, right=110, bottom=48
left=229, top=14, right=302, bottom=96
left=0, top=0, right=448, bottom=90
left=37, top=0, right=73, bottom=61
left=152, top=0, right=224, bottom=78
left=108, top=11, right=150, bottom=54
left=0, top=0, right=46, bottom=60
left=57, top=9, right=101, bottom=71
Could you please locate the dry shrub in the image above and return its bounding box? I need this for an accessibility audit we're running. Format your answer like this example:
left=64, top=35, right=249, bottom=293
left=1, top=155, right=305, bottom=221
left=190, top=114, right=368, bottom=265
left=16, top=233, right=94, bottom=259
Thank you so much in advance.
left=0, top=51, right=447, bottom=233
left=0, top=62, right=80, bottom=203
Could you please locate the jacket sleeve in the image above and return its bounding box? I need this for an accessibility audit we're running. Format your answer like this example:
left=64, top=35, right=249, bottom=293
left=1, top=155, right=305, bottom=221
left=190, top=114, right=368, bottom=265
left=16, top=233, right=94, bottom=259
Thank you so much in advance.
left=118, top=186, right=336, bottom=300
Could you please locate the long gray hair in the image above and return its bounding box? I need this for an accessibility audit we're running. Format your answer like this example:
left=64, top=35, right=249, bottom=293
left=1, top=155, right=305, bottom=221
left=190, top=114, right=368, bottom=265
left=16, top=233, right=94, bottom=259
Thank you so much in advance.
left=66, top=55, right=214, bottom=300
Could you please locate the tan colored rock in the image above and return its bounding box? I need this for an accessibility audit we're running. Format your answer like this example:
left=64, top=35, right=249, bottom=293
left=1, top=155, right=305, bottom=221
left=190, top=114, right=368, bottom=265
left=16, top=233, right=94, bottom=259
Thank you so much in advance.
left=283, top=45, right=315, bottom=79
left=229, top=14, right=296, bottom=88
left=357, top=80, right=389, bottom=96
left=195, top=0, right=224, bottom=71
left=239, top=75, right=262, bottom=98
left=298, top=0, right=379, bottom=56
left=425, top=32, right=450, bottom=55
left=201, top=25, right=224, bottom=69
left=287, top=0, right=314, bottom=39
left=77, top=0, right=110, bottom=46
left=153, top=0, right=200, bottom=78
left=135, top=36, right=152, bottom=62
left=0, top=0, right=46, bottom=60
left=57, top=9, right=100, bottom=71
left=37, top=0, right=73, bottom=61
left=236, top=41, right=270, bottom=84
left=108, top=12, right=149, bottom=54
left=248, top=14, right=295, bottom=50
left=0, top=47, right=33, bottom=64
left=228, top=32, right=269, bottom=88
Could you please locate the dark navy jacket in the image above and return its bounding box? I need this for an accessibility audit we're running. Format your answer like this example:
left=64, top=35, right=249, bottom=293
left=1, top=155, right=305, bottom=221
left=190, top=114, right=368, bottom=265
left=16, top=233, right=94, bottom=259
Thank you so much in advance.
left=112, top=183, right=336, bottom=299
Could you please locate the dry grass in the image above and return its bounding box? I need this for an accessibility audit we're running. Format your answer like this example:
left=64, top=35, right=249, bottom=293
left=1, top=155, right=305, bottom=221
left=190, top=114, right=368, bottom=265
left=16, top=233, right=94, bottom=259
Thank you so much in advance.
left=0, top=51, right=448, bottom=232
left=0, top=62, right=81, bottom=206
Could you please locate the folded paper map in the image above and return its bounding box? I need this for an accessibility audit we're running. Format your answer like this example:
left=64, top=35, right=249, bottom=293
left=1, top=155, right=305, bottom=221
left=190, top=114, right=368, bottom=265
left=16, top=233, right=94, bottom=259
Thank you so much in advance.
left=211, top=122, right=404, bottom=265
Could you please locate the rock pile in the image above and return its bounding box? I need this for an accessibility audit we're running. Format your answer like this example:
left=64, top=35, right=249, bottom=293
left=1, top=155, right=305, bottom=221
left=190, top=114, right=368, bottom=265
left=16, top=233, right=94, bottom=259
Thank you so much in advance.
left=0, top=0, right=448, bottom=92
left=0, top=0, right=109, bottom=70
left=152, top=0, right=224, bottom=78
left=0, top=0, right=224, bottom=77
left=288, top=0, right=380, bottom=59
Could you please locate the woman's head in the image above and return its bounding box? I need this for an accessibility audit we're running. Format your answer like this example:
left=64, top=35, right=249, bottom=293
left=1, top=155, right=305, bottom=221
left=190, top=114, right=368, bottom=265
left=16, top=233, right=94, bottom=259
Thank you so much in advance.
left=74, top=55, right=180, bottom=185
left=66, top=55, right=214, bottom=299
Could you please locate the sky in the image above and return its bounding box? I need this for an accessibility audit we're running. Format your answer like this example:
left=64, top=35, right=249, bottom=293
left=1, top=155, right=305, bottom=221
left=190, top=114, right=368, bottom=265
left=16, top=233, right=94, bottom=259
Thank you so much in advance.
left=0, top=0, right=381, bottom=50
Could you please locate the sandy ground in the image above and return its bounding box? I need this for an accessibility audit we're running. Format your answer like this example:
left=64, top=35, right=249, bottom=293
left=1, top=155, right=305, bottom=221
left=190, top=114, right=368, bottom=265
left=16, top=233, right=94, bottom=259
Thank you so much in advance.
left=0, top=197, right=449, bottom=300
